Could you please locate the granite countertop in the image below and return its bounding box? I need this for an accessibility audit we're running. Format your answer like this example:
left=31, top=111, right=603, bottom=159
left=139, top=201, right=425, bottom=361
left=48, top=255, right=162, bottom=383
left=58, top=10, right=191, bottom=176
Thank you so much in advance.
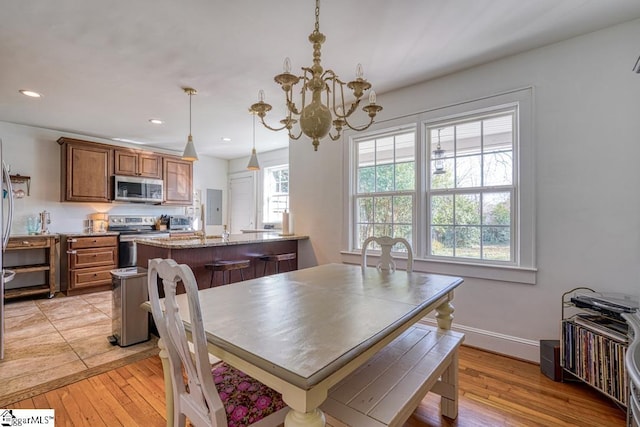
left=9, top=233, right=61, bottom=238
left=136, top=232, right=308, bottom=249
left=56, top=231, right=120, bottom=237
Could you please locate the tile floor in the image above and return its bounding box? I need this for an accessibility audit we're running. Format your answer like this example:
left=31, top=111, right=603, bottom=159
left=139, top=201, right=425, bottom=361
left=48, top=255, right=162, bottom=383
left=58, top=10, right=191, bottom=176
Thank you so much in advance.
left=0, top=291, right=158, bottom=400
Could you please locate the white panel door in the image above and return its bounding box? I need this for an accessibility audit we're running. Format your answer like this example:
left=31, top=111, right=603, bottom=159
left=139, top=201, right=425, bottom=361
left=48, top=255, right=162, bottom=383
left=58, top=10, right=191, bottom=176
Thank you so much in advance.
left=228, top=174, right=255, bottom=234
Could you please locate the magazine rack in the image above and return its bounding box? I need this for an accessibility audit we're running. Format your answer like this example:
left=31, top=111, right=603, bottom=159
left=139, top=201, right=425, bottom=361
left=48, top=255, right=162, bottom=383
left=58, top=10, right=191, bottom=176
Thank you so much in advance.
left=561, top=287, right=629, bottom=407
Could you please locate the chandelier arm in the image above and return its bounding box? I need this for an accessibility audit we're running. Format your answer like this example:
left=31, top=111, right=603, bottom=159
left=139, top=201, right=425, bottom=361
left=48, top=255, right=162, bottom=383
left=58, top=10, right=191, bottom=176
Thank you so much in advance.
left=344, top=99, right=361, bottom=117
left=288, top=128, right=304, bottom=140
left=343, top=116, right=376, bottom=132
left=258, top=115, right=290, bottom=132
left=328, top=129, right=343, bottom=141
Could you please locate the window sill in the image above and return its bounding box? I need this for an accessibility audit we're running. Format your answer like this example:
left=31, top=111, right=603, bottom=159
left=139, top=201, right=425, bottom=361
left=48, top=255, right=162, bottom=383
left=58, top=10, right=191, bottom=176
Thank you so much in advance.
left=340, top=251, right=537, bottom=285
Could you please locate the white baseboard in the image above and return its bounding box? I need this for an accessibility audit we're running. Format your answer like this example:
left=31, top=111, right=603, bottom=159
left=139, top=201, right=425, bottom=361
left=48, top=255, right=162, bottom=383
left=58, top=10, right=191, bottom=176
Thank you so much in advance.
left=419, top=318, right=541, bottom=363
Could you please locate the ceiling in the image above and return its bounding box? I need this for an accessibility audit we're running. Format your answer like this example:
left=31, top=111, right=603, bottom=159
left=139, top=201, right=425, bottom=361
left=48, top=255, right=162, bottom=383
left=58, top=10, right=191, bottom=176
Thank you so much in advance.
left=2, top=1, right=640, bottom=160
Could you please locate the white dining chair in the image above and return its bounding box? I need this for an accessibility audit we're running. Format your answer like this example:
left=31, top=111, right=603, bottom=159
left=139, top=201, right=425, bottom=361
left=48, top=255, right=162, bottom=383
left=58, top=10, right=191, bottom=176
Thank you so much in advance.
left=147, top=258, right=288, bottom=427
left=361, top=236, right=414, bottom=273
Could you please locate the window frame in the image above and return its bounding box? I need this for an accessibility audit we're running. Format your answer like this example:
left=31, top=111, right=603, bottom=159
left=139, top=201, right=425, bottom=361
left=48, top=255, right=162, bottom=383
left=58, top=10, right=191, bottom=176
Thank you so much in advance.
left=352, top=126, right=417, bottom=252
left=425, top=107, right=518, bottom=265
left=262, top=163, right=290, bottom=225
left=342, top=88, right=536, bottom=284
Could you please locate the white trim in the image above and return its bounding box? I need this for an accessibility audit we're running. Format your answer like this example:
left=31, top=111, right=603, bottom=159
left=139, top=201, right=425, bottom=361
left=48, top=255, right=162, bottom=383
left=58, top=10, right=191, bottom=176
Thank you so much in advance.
left=340, top=251, right=536, bottom=284
left=418, top=318, right=541, bottom=363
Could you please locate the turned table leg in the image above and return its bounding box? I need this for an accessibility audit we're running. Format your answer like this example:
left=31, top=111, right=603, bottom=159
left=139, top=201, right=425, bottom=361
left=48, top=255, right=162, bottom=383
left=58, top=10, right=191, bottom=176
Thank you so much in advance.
left=284, top=408, right=326, bottom=427
left=436, top=300, right=455, bottom=330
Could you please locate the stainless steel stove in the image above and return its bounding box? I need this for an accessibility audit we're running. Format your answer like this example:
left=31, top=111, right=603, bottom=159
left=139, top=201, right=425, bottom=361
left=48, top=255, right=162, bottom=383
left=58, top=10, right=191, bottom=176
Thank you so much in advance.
left=108, top=215, right=170, bottom=267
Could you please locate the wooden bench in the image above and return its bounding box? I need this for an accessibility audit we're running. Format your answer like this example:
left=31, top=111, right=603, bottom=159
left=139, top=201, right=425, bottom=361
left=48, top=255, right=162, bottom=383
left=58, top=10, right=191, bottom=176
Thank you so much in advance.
left=321, top=323, right=465, bottom=427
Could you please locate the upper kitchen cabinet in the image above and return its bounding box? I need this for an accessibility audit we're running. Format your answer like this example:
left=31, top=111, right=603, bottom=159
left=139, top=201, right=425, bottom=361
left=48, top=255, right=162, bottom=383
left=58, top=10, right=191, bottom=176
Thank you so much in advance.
left=163, top=155, right=193, bottom=205
left=58, top=137, right=113, bottom=202
left=114, top=148, right=162, bottom=179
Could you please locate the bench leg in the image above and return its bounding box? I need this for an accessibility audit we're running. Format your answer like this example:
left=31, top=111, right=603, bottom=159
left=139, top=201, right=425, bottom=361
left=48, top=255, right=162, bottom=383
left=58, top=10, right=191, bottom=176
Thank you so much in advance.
left=439, top=351, right=459, bottom=419
left=284, top=408, right=326, bottom=427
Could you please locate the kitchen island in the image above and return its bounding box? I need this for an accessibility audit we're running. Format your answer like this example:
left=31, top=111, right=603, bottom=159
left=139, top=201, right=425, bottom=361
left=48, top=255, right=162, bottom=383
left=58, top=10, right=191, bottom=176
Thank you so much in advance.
left=136, top=233, right=309, bottom=289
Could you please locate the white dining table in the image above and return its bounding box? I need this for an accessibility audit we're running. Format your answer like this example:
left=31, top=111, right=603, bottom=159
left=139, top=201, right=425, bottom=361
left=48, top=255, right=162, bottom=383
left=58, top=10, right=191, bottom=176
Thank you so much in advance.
left=147, top=262, right=463, bottom=427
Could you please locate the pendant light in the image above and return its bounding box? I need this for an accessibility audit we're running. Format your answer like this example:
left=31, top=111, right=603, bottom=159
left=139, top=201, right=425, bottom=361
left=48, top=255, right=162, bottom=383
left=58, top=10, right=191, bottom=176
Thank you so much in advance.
left=433, top=128, right=445, bottom=175
left=247, top=113, right=260, bottom=171
left=182, top=87, right=199, bottom=161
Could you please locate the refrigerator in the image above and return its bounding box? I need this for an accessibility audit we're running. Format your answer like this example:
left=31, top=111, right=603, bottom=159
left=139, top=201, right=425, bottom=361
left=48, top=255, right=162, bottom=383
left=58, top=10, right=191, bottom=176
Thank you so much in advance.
left=1, top=138, right=16, bottom=359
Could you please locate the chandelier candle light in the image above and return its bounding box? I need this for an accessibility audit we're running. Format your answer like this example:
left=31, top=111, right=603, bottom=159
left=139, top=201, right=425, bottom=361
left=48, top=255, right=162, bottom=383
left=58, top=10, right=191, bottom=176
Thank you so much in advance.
left=249, top=0, right=382, bottom=151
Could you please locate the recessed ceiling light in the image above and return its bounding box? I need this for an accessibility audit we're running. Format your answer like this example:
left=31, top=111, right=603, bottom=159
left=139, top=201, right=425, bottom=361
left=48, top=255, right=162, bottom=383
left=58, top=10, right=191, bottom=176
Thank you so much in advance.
left=19, top=90, right=42, bottom=98
left=149, top=119, right=164, bottom=125
left=221, top=137, right=232, bottom=142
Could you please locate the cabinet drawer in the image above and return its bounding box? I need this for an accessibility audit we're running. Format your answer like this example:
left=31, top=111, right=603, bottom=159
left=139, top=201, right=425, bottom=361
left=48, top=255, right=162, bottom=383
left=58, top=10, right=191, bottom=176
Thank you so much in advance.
left=71, top=266, right=115, bottom=289
left=7, top=238, right=50, bottom=249
left=70, top=247, right=117, bottom=269
left=68, top=235, right=118, bottom=249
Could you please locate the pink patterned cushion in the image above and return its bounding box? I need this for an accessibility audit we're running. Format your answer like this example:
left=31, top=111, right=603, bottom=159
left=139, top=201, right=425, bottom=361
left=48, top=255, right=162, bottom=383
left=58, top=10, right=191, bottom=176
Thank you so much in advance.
left=212, top=362, right=287, bottom=427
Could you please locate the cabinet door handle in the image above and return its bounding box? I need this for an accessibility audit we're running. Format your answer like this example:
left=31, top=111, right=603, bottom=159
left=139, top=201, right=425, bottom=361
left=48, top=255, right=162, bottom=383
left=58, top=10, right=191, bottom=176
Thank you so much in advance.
left=66, top=250, right=77, bottom=254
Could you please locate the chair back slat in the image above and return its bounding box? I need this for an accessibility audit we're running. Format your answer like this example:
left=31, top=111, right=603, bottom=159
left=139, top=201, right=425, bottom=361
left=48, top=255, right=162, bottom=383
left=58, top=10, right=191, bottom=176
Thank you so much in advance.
left=148, top=258, right=227, bottom=427
left=361, top=236, right=414, bottom=273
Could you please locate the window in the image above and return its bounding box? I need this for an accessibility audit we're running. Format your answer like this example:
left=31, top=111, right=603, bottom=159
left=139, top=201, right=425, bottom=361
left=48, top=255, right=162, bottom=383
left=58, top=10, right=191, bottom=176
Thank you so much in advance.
left=346, top=88, right=535, bottom=282
left=263, top=165, right=289, bottom=224
left=354, top=129, right=415, bottom=252
left=428, top=110, right=515, bottom=262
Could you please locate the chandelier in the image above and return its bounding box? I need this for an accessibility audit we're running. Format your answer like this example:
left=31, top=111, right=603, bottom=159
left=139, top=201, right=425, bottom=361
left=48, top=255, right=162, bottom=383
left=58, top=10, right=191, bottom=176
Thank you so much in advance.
left=249, top=0, right=382, bottom=151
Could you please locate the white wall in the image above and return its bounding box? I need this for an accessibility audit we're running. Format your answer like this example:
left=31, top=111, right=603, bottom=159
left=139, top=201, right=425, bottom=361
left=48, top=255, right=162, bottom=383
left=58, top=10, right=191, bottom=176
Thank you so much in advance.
left=290, top=18, right=640, bottom=361
left=0, top=121, right=228, bottom=235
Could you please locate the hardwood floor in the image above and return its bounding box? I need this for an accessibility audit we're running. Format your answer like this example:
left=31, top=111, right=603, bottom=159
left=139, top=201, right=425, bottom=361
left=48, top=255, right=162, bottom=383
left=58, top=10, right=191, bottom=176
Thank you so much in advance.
left=9, top=345, right=626, bottom=426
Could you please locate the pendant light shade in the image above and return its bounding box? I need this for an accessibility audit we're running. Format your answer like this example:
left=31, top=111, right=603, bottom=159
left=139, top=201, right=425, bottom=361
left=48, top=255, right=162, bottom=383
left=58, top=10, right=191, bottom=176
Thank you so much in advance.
left=247, top=113, right=260, bottom=170
left=182, top=87, right=199, bottom=161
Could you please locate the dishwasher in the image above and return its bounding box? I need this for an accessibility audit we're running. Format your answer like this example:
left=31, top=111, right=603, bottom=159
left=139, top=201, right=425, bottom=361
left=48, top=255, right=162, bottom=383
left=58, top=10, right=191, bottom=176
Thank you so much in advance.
left=109, top=267, right=150, bottom=347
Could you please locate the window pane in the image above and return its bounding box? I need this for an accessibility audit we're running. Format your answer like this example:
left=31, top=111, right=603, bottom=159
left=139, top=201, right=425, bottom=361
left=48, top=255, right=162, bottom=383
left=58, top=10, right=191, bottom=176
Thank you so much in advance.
left=374, top=196, right=392, bottom=223
left=431, top=195, right=453, bottom=225
left=374, top=224, right=392, bottom=238
left=483, top=115, right=513, bottom=154
left=358, top=140, right=375, bottom=167
left=455, top=121, right=481, bottom=156
left=376, top=164, right=394, bottom=192
left=482, top=227, right=511, bottom=260
left=430, top=158, right=454, bottom=189
left=455, top=226, right=481, bottom=258
left=358, top=166, right=375, bottom=193
left=395, top=162, right=415, bottom=190
left=456, top=155, right=481, bottom=188
left=357, top=197, right=373, bottom=222
left=395, top=134, right=415, bottom=163
left=392, top=225, right=412, bottom=252
left=454, top=194, right=480, bottom=225
left=393, top=195, right=413, bottom=223
left=483, top=151, right=512, bottom=186
left=431, top=226, right=454, bottom=256
left=482, top=192, right=511, bottom=225
left=376, top=137, right=394, bottom=165
left=357, top=224, right=374, bottom=248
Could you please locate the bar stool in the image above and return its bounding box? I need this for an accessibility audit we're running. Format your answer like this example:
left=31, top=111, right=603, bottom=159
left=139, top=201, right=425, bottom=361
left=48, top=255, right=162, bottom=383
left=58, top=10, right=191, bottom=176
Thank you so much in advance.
left=258, top=252, right=297, bottom=276
left=204, top=259, right=251, bottom=287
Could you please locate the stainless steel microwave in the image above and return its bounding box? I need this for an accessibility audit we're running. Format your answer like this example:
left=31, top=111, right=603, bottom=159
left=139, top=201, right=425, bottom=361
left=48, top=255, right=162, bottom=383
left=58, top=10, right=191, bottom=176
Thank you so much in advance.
left=113, top=175, right=163, bottom=203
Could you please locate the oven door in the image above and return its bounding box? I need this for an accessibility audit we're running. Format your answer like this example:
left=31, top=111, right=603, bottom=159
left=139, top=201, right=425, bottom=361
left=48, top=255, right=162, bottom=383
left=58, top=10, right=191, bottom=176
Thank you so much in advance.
left=118, top=233, right=169, bottom=267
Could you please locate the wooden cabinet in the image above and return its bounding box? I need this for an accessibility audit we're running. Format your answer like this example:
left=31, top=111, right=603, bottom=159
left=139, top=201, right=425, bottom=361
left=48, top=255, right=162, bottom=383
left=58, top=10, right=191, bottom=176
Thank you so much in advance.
left=114, top=148, right=162, bottom=179
left=4, top=235, right=58, bottom=300
left=58, top=137, right=113, bottom=202
left=163, top=155, right=193, bottom=205
left=60, top=234, right=118, bottom=295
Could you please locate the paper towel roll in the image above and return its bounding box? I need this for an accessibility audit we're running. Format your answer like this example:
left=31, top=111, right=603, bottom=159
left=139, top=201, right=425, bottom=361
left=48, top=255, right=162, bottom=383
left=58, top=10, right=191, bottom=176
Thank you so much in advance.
left=282, top=211, right=290, bottom=235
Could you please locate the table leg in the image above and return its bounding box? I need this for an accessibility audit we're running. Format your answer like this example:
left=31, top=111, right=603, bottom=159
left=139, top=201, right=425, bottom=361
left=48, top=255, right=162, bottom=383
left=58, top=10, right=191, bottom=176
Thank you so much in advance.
left=284, top=408, right=326, bottom=427
left=158, top=338, right=174, bottom=427
left=436, top=301, right=455, bottom=330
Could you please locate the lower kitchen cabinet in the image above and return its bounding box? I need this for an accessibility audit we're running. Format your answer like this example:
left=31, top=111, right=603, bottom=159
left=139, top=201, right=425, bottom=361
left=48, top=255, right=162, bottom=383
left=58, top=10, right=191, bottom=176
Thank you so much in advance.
left=60, top=234, right=118, bottom=295
left=4, top=235, right=58, bottom=300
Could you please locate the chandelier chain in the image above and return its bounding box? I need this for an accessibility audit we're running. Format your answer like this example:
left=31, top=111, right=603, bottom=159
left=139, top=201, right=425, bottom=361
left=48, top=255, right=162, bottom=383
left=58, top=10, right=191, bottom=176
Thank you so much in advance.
left=314, top=0, right=320, bottom=33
